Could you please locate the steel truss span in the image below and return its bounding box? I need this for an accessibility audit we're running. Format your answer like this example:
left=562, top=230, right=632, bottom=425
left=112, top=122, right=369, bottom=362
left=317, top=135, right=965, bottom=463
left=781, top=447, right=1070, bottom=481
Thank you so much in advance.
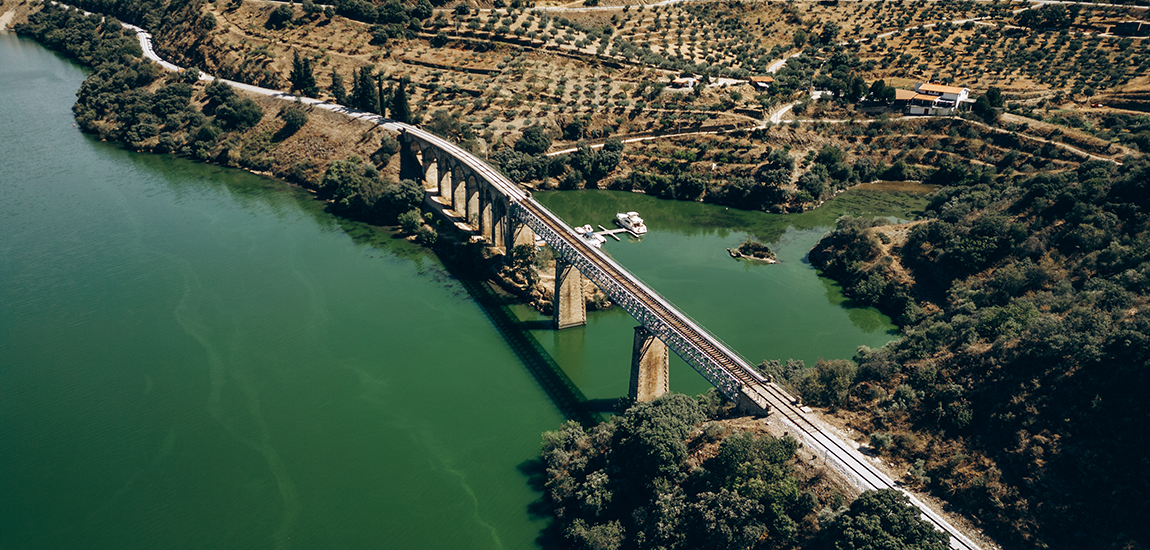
left=513, top=200, right=748, bottom=400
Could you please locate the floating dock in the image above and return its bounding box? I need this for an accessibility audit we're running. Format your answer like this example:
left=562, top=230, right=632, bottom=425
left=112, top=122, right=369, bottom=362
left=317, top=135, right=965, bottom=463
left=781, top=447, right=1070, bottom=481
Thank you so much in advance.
left=596, top=225, right=642, bottom=240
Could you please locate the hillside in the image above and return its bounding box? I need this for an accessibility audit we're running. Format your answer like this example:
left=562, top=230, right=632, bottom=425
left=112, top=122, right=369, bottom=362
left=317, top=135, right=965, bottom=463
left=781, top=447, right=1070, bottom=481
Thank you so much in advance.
left=806, top=156, right=1150, bottom=548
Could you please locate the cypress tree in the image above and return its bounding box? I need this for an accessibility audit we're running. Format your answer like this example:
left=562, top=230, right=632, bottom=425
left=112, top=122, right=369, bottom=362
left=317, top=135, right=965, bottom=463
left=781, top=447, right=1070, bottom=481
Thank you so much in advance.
left=384, top=73, right=393, bottom=117
left=289, top=50, right=317, bottom=97
left=329, top=67, right=348, bottom=105
left=352, top=66, right=378, bottom=113
left=389, top=77, right=412, bottom=123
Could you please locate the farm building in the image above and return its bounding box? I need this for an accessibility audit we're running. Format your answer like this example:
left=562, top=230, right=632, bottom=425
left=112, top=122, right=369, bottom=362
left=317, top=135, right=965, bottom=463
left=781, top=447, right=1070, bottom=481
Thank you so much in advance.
left=904, top=82, right=972, bottom=116
left=749, top=76, right=774, bottom=90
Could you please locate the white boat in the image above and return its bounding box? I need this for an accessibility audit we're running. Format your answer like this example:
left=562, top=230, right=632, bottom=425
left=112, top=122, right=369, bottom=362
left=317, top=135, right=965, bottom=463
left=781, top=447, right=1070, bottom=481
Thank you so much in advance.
left=575, top=224, right=606, bottom=248
left=615, top=211, right=647, bottom=235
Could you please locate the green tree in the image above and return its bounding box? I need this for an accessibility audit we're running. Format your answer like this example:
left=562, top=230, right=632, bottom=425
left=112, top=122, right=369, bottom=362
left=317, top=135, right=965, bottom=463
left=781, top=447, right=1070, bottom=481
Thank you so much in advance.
left=289, top=50, right=318, bottom=97
left=820, top=22, right=840, bottom=45
left=380, top=178, right=424, bottom=215
left=398, top=209, right=423, bottom=233
left=795, top=358, right=858, bottom=409
left=279, top=106, right=308, bottom=135
left=609, top=394, right=705, bottom=496
left=329, top=67, right=348, bottom=105
left=416, top=224, right=437, bottom=245
left=352, top=66, right=379, bottom=113
left=793, top=30, right=807, bottom=48
left=214, top=97, right=263, bottom=130
left=985, top=86, right=1003, bottom=108
left=565, top=519, right=623, bottom=550
left=320, top=157, right=383, bottom=215
left=410, top=0, right=434, bottom=21
left=869, top=79, right=895, bottom=101
left=972, top=94, right=998, bottom=123
left=388, top=78, right=412, bottom=123
left=267, top=4, right=294, bottom=29
left=507, top=244, right=539, bottom=286
left=681, top=489, right=766, bottom=550
left=515, top=125, right=552, bottom=155
left=426, top=110, right=473, bottom=141
left=819, top=489, right=949, bottom=550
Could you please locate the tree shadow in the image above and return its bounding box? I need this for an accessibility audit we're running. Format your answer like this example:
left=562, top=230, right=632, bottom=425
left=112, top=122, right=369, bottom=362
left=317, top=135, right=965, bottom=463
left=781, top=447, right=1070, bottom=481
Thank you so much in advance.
left=518, top=458, right=548, bottom=492
left=583, top=397, right=626, bottom=413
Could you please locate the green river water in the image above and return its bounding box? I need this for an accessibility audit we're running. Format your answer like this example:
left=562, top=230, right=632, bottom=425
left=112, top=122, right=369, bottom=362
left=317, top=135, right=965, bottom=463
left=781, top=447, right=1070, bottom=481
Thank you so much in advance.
left=0, top=33, right=928, bottom=550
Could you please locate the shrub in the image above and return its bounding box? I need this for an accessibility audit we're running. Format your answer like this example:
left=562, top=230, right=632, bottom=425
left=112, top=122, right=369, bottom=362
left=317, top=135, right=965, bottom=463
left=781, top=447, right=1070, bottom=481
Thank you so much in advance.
left=267, top=4, right=294, bottom=29
left=398, top=209, right=423, bottom=233
left=870, top=432, right=893, bottom=453
left=280, top=107, right=308, bottom=135
left=416, top=224, right=438, bottom=244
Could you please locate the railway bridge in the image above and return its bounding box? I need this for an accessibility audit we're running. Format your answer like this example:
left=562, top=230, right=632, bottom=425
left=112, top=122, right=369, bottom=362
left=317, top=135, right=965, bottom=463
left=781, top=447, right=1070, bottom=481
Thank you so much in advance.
left=397, top=123, right=767, bottom=410
left=395, top=123, right=982, bottom=550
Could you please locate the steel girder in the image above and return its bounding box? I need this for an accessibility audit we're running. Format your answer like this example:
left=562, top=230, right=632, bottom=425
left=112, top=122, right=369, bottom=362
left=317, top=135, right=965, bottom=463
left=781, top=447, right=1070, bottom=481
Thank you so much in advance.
left=512, top=201, right=743, bottom=400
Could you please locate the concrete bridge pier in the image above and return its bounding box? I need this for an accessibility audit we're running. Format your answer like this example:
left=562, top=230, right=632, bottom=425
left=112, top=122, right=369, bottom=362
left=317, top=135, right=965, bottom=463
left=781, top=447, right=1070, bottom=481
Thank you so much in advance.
left=553, top=259, right=586, bottom=330
left=509, top=220, right=535, bottom=251
left=481, top=188, right=495, bottom=242
left=422, top=151, right=439, bottom=192
left=466, top=176, right=481, bottom=228
left=489, top=198, right=508, bottom=253
left=451, top=167, right=467, bottom=216
left=437, top=157, right=452, bottom=201
left=736, top=386, right=771, bottom=416
left=629, top=326, right=669, bottom=403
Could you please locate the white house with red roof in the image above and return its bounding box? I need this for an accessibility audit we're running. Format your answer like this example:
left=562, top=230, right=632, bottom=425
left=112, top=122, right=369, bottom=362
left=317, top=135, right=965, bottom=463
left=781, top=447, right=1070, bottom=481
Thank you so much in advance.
left=905, top=82, right=972, bottom=116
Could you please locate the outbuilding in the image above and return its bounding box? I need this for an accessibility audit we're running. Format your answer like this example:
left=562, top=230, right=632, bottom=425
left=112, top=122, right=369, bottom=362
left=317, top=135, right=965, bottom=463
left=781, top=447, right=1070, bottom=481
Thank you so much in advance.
left=748, top=76, right=774, bottom=90
left=905, top=82, right=971, bottom=115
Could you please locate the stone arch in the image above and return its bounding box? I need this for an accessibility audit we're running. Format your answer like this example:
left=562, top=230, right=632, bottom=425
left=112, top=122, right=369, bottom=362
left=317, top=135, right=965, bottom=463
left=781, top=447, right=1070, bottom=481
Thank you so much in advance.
left=407, top=139, right=423, bottom=167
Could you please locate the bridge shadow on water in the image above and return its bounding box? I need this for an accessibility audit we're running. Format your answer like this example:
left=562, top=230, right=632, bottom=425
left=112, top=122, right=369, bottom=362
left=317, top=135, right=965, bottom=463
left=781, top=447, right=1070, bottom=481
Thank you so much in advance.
left=456, top=274, right=603, bottom=549
left=453, top=274, right=604, bottom=428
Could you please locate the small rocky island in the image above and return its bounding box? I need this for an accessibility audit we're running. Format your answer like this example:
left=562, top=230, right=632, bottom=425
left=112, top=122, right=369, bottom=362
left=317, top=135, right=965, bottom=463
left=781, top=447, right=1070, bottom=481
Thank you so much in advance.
left=728, top=240, right=777, bottom=263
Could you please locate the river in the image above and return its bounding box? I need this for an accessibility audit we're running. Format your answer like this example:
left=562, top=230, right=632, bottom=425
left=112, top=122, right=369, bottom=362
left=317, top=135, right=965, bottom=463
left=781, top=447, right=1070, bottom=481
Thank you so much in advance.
left=0, top=33, right=927, bottom=550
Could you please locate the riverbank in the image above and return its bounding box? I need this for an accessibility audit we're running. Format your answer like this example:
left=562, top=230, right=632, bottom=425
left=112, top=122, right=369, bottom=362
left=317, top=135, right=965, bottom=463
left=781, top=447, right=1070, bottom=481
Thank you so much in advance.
left=1, top=0, right=400, bottom=188
left=0, top=32, right=568, bottom=550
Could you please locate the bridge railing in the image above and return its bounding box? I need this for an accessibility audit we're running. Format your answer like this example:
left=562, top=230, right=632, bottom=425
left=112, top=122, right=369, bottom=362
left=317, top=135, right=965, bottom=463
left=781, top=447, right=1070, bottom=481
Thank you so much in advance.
left=514, top=199, right=763, bottom=401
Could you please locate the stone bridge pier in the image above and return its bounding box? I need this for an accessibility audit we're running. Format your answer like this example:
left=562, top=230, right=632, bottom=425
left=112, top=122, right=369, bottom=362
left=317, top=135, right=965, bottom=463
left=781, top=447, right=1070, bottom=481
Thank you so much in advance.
left=629, top=326, right=669, bottom=403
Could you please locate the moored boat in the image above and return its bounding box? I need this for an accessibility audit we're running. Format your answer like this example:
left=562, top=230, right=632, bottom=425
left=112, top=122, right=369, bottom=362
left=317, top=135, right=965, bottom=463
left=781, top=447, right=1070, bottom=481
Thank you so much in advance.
left=576, top=224, right=606, bottom=248
left=614, top=211, right=647, bottom=235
